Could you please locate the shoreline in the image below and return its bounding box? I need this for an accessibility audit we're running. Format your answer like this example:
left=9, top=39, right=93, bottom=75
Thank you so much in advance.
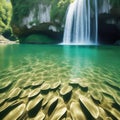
left=0, top=35, right=18, bottom=45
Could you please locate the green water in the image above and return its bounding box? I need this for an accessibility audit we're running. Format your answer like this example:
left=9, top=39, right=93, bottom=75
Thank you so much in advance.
left=0, top=44, right=120, bottom=119
left=0, top=44, right=120, bottom=81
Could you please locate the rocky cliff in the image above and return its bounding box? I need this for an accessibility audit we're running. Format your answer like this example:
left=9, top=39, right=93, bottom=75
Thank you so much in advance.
left=98, top=0, right=120, bottom=44
left=10, top=0, right=120, bottom=44
left=10, top=0, right=70, bottom=43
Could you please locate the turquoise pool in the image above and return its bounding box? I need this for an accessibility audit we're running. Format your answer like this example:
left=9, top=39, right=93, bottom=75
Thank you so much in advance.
left=0, top=44, right=120, bottom=119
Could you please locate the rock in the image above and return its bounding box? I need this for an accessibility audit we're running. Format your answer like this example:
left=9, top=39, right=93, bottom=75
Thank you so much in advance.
left=10, top=0, right=70, bottom=43
left=8, top=88, right=22, bottom=101
left=20, top=89, right=31, bottom=98
left=69, top=78, right=80, bottom=87
left=0, top=102, right=14, bottom=113
left=51, top=81, right=61, bottom=90
left=110, top=7, right=120, bottom=17
left=60, top=85, right=72, bottom=102
left=114, top=96, right=120, bottom=106
left=90, top=90, right=103, bottom=103
left=103, top=104, right=120, bottom=120
left=26, top=94, right=43, bottom=116
left=70, top=102, right=86, bottom=120
left=0, top=81, right=13, bottom=93
left=79, top=82, right=88, bottom=91
left=105, top=117, right=113, bottom=120
left=46, top=97, right=59, bottom=116
left=66, top=117, right=72, bottom=120
left=60, top=85, right=72, bottom=96
left=32, top=81, right=44, bottom=88
left=40, top=83, right=50, bottom=92
left=33, top=111, right=45, bottom=120
left=22, top=81, right=32, bottom=89
left=98, top=107, right=108, bottom=119
left=41, top=92, right=54, bottom=107
left=0, top=35, right=16, bottom=45
left=28, top=88, right=41, bottom=99
left=50, top=106, right=67, bottom=120
left=98, top=13, right=120, bottom=44
left=0, top=101, right=23, bottom=115
left=0, top=99, right=6, bottom=106
left=3, top=104, right=26, bottom=120
left=105, top=80, right=120, bottom=91
left=79, top=95, right=99, bottom=119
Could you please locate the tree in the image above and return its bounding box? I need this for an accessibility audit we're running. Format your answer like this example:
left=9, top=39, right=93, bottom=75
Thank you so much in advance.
left=0, top=0, right=12, bottom=34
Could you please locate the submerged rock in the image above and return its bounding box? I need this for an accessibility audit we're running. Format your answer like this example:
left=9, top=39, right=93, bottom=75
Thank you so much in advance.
left=60, top=85, right=72, bottom=96
left=79, top=95, right=99, bottom=119
left=0, top=81, right=13, bottom=93
left=46, top=97, right=59, bottom=116
left=114, top=96, right=120, bottom=106
left=32, top=81, right=44, bottom=88
left=28, top=88, right=41, bottom=99
left=90, top=90, right=103, bottom=103
left=70, top=102, right=86, bottom=120
left=50, top=106, right=67, bottom=120
left=33, top=111, right=45, bottom=120
left=102, top=103, right=120, bottom=120
left=51, top=81, right=61, bottom=90
left=60, top=85, right=72, bottom=102
left=26, top=94, right=43, bottom=116
left=8, top=88, right=22, bottom=101
left=20, top=89, right=31, bottom=98
left=3, top=103, right=26, bottom=120
left=40, top=83, right=50, bottom=92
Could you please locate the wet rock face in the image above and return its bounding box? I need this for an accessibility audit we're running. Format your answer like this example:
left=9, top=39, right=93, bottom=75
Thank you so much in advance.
left=98, top=13, right=120, bottom=44
left=10, top=0, right=120, bottom=44
left=10, top=0, right=69, bottom=43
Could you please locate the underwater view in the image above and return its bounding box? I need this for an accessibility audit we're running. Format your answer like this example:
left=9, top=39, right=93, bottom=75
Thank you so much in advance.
left=0, top=44, right=120, bottom=120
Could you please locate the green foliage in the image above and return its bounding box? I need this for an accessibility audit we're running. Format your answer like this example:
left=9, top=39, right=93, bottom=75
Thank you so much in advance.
left=50, top=0, right=70, bottom=23
left=0, top=0, right=16, bottom=40
left=0, top=0, right=12, bottom=34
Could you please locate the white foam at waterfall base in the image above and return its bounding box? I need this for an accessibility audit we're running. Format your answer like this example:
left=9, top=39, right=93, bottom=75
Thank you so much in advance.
left=63, top=0, right=98, bottom=45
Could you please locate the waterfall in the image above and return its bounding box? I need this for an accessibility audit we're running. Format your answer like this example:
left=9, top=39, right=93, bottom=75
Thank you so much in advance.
left=63, top=0, right=98, bottom=45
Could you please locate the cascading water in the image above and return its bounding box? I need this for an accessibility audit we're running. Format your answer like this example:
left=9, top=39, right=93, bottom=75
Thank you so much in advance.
left=63, top=0, right=98, bottom=45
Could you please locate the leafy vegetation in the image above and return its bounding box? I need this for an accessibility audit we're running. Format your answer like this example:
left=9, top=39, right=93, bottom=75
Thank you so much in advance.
left=0, top=0, right=12, bottom=33
left=0, top=0, right=16, bottom=40
left=50, top=0, right=70, bottom=23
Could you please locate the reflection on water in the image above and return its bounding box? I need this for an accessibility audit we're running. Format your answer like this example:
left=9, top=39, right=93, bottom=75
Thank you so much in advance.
left=0, top=44, right=120, bottom=119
